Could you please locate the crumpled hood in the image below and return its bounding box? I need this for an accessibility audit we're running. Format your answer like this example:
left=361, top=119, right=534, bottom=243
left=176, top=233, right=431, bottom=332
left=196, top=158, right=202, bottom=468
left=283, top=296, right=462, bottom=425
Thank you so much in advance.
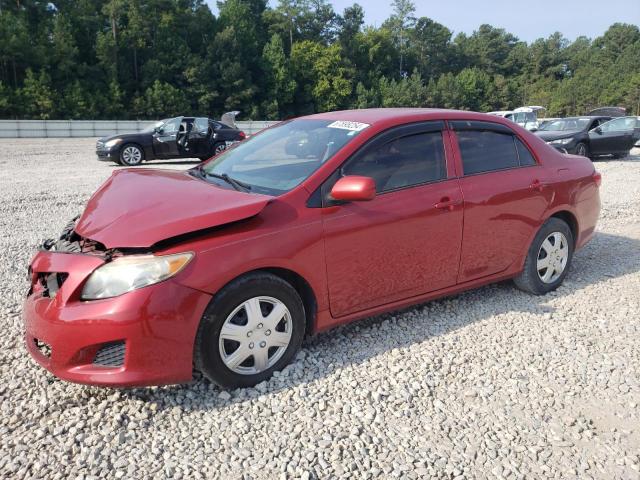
left=75, top=169, right=273, bottom=248
left=535, top=130, right=580, bottom=142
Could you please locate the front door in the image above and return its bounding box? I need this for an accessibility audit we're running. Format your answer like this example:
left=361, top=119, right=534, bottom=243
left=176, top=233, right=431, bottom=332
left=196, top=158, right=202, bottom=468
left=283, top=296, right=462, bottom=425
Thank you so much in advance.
left=321, top=122, right=464, bottom=317
left=589, top=117, right=637, bottom=155
left=152, top=117, right=182, bottom=158
left=450, top=121, right=550, bottom=282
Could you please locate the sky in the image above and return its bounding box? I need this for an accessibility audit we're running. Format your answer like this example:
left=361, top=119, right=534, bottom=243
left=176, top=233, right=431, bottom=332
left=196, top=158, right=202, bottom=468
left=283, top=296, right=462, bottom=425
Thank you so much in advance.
left=207, top=0, right=640, bottom=42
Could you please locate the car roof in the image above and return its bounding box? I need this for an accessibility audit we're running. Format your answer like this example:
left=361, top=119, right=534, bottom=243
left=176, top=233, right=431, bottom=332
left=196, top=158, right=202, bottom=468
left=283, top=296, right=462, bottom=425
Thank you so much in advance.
left=553, top=116, right=609, bottom=120
left=300, top=108, right=514, bottom=126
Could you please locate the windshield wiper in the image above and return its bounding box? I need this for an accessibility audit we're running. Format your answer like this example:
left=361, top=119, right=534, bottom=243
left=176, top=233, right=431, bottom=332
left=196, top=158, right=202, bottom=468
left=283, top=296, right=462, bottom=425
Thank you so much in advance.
left=204, top=171, right=252, bottom=192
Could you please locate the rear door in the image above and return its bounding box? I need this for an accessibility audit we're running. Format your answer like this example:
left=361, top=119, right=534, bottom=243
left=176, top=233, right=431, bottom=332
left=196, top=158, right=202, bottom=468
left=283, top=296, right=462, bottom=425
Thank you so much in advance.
left=451, top=121, right=550, bottom=283
left=321, top=121, right=464, bottom=317
left=187, top=117, right=211, bottom=156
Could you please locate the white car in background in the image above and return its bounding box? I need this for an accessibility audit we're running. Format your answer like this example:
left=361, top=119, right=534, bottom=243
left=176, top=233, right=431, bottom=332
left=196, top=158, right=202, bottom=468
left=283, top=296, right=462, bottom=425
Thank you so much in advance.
left=488, top=106, right=546, bottom=131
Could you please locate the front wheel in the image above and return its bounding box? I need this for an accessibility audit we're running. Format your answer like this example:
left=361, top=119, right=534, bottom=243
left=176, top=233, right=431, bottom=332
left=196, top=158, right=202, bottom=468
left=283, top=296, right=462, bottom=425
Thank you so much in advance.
left=119, top=144, right=144, bottom=166
left=514, top=218, right=574, bottom=295
left=194, top=272, right=306, bottom=388
left=574, top=142, right=588, bottom=158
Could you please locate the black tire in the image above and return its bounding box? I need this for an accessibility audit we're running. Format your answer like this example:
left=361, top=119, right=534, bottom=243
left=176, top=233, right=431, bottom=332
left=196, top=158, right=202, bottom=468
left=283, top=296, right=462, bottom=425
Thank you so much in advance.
left=119, top=144, right=144, bottom=166
left=513, top=218, right=574, bottom=295
left=194, top=272, right=306, bottom=388
left=574, top=142, right=588, bottom=158
left=212, top=142, right=227, bottom=156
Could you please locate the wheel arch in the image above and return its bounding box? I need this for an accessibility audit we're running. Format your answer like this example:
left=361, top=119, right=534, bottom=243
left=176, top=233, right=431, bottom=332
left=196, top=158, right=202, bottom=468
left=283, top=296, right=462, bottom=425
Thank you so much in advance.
left=215, top=267, right=318, bottom=336
left=548, top=209, right=579, bottom=248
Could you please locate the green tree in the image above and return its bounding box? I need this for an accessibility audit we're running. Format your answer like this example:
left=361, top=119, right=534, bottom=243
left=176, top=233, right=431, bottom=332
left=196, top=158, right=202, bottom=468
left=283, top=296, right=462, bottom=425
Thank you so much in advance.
left=384, top=0, right=416, bottom=75
left=21, top=69, right=54, bottom=119
left=378, top=70, right=428, bottom=107
left=262, top=34, right=296, bottom=118
left=135, top=80, right=190, bottom=118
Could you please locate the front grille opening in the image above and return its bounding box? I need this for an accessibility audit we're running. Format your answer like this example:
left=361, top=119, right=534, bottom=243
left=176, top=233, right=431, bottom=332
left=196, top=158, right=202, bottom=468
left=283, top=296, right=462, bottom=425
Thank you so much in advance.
left=93, top=341, right=126, bottom=367
left=37, top=272, right=68, bottom=298
left=34, top=338, right=52, bottom=358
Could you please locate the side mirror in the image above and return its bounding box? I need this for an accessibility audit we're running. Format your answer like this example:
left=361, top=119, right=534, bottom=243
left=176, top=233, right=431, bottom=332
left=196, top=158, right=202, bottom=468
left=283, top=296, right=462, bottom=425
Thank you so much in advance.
left=594, top=126, right=602, bottom=134
left=330, top=176, right=376, bottom=202
left=530, top=127, right=538, bottom=132
left=154, top=127, right=164, bottom=135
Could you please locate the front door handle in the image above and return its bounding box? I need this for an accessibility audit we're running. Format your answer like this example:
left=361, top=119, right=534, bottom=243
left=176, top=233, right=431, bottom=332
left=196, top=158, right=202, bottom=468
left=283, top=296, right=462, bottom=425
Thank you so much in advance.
left=435, top=197, right=462, bottom=211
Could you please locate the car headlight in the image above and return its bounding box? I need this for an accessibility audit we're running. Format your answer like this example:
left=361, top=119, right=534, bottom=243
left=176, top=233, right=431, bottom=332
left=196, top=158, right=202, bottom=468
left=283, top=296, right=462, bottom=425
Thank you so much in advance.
left=104, top=138, right=123, bottom=148
left=548, top=138, right=573, bottom=145
left=81, top=253, right=193, bottom=300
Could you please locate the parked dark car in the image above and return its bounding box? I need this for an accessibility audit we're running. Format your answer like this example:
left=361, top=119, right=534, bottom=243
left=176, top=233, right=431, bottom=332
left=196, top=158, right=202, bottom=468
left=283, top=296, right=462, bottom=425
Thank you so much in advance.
left=96, top=115, right=246, bottom=166
left=587, top=106, right=625, bottom=117
left=535, top=116, right=611, bottom=157
left=537, top=115, right=640, bottom=159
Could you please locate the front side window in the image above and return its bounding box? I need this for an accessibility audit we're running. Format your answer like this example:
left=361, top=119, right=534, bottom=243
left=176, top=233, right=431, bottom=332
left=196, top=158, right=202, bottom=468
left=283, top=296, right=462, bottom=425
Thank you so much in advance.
left=457, top=130, right=520, bottom=175
left=342, top=131, right=446, bottom=193
left=161, top=117, right=182, bottom=134
left=200, top=119, right=369, bottom=195
left=194, top=117, right=209, bottom=133
left=599, top=117, right=634, bottom=133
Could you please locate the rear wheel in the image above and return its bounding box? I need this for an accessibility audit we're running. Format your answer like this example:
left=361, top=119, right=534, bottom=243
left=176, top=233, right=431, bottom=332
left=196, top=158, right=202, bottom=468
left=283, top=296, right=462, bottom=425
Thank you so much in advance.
left=213, top=142, right=227, bottom=155
left=194, top=272, right=306, bottom=388
left=119, top=144, right=144, bottom=166
left=514, top=218, right=574, bottom=295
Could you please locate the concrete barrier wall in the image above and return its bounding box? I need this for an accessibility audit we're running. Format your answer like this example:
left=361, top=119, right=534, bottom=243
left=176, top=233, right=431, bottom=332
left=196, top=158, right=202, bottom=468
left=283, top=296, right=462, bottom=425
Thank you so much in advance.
left=0, top=120, right=279, bottom=138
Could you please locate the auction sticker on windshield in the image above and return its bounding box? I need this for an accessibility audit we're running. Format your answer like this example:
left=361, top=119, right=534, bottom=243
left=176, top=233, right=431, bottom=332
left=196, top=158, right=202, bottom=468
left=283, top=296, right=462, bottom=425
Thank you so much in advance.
left=327, top=121, right=370, bottom=132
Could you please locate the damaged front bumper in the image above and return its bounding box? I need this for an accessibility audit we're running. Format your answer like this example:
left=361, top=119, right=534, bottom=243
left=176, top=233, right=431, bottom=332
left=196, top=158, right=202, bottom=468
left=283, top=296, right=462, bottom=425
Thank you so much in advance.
left=23, top=224, right=211, bottom=387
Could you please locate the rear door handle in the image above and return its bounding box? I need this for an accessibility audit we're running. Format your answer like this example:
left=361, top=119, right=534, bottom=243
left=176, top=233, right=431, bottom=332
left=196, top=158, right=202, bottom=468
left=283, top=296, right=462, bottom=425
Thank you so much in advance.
left=529, top=179, right=548, bottom=192
left=435, top=198, right=462, bottom=211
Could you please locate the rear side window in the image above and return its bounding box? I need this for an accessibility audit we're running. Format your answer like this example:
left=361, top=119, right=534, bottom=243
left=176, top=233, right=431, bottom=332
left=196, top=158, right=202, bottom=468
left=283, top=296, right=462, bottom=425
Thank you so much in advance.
left=194, top=117, right=209, bottom=132
left=515, top=138, right=536, bottom=166
left=343, top=131, right=446, bottom=192
left=456, top=130, right=519, bottom=175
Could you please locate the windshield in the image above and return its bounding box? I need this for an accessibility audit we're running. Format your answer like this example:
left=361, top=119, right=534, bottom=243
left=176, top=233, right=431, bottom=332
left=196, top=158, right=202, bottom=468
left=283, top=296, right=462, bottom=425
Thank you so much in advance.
left=540, top=118, right=590, bottom=132
left=142, top=119, right=168, bottom=133
left=200, top=119, right=369, bottom=195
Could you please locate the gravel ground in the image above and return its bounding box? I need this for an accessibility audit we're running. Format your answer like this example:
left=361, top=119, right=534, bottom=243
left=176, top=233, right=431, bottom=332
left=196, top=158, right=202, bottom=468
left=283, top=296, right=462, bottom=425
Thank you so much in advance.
left=1, top=138, right=639, bottom=479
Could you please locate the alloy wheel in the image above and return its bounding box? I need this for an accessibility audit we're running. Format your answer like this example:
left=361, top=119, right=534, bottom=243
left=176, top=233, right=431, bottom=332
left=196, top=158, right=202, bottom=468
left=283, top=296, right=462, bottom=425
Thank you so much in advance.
left=122, top=146, right=142, bottom=165
left=218, top=296, right=292, bottom=375
left=536, top=232, right=569, bottom=283
left=576, top=143, right=587, bottom=157
left=215, top=143, right=226, bottom=154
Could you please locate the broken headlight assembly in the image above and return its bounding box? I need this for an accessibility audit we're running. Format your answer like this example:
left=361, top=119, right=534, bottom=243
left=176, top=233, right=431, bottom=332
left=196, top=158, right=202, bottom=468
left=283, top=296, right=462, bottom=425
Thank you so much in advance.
left=81, top=253, right=193, bottom=300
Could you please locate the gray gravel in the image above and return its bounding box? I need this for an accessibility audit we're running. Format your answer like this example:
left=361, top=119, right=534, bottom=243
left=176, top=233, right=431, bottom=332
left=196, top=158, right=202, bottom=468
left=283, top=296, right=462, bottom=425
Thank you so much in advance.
left=1, top=138, right=639, bottom=479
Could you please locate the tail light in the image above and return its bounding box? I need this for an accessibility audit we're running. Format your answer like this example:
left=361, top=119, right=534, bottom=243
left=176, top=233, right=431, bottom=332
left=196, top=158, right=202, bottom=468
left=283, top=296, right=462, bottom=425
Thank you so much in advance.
left=593, top=171, right=602, bottom=187
left=238, top=131, right=246, bottom=140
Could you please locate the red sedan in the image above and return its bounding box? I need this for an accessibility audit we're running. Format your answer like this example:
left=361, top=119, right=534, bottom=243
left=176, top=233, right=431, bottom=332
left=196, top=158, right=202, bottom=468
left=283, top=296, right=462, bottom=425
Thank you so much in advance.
left=23, top=109, right=601, bottom=388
